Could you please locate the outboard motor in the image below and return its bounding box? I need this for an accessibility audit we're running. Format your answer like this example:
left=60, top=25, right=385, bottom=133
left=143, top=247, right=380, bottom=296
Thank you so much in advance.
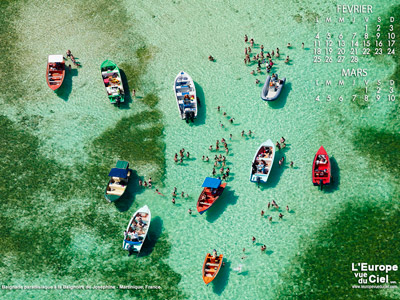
left=190, top=111, right=194, bottom=123
left=116, top=98, right=120, bottom=107
left=185, top=111, right=190, bottom=123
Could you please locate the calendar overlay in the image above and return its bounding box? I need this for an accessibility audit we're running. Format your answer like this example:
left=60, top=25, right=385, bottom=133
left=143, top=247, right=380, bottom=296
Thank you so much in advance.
left=312, top=5, right=397, bottom=103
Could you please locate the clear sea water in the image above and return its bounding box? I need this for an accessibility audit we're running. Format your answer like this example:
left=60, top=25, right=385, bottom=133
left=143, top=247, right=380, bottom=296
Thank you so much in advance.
left=1, top=0, right=400, bottom=299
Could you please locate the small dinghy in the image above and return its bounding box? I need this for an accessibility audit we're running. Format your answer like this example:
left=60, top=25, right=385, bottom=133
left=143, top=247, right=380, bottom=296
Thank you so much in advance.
left=250, top=139, right=275, bottom=183
left=202, top=252, right=223, bottom=285
left=101, top=60, right=125, bottom=106
left=123, top=205, right=151, bottom=254
left=260, top=74, right=286, bottom=101
left=105, top=160, right=131, bottom=202
left=312, top=146, right=331, bottom=189
left=46, top=55, right=65, bottom=91
left=197, top=177, right=227, bottom=214
left=173, top=71, right=197, bottom=122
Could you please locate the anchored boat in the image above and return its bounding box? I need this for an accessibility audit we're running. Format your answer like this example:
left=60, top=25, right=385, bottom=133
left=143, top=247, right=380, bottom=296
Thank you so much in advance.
left=101, top=60, right=125, bottom=105
left=260, top=74, right=286, bottom=101
left=197, top=177, right=226, bottom=214
left=202, top=252, right=223, bottom=285
left=312, top=146, right=331, bottom=189
left=123, top=205, right=151, bottom=254
left=250, top=139, right=275, bottom=183
left=105, top=160, right=131, bottom=202
left=46, top=55, right=65, bottom=91
left=173, top=71, right=197, bottom=122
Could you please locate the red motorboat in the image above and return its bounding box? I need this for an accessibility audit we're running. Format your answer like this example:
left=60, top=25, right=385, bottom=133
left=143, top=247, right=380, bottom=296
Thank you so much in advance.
left=197, top=177, right=226, bottom=214
left=46, top=55, right=65, bottom=91
left=312, top=146, right=331, bottom=188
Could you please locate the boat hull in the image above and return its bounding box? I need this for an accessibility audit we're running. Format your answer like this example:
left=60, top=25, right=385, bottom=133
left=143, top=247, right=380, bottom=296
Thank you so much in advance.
left=46, top=55, right=65, bottom=91
left=101, top=60, right=125, bottom=104
left=250, top=139, right=275, bottom=183
left=202, top=253, right=223, bottom=285
left=173, top=71, right=197, bottom=121
left=312, top=146, right=331, bottom=186
left=261, top=74, right=286, bottom=101
left=197, top=183, right=227, bottom=214
left=123, top=205, right=151, bottom=253
left=105, top=161, right=131, bottom=202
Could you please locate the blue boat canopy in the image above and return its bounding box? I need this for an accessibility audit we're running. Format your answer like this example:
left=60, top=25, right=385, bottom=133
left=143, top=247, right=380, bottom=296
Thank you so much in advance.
left=109, top=168, right=129, bottom=178
left=202, top=177, right=221, bottom=188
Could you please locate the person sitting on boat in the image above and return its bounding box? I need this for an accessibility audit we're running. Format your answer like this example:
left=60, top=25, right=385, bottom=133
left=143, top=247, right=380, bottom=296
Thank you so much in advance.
left=212, top=249, right=218, bottom=259
left=129, top=230, right=139, bottom=241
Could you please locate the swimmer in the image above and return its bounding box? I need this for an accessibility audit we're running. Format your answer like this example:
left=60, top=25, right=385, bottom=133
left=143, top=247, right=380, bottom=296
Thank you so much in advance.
left=261, top=245, right=266, bottom=252
left=268, top=202, right=271, bottom=209
left=229, top=118, right=234, bottom=123
left=252, top=236, right=256, bottom=243
left=269, top=216, right=272, bottom=222
left=181, top=191, right=185, bottom=197
left=286, top=205, right=289, bottom=212
left=285, top=56, right=289, bottom=63
left=245, top=47, right=247, bottom=55
left=255, top=79, right=260, bottom=84
left=209, top=145, right=213, bottom=151
left=202, top=155, right=205, bottom=161
left=302, top=42, right=304, bottom=48
left=248, top=130, right=252, bottom=136
left=186, top=152, right=190, bottom=158
left=279, top=213, right=284, bottom=219
left=287, top=42, right=291, bottom=48
left=188, top=208, right=192, bottom=215
left=290, top=161, right=294, bottom=167
left=241, top=130, right=245, bottom=137
left=206, top=156, right=209, bottom=162
left=217, top=106, right=221, bottom=112
left=250, top=38, right=254, bottom=47
left=276, top=142, right=281, bottom=151
left=248, top=47, right=251, bottom=53
left=261, top=210, right=264, bottom=217
left=208, top=55, right=214, bottom=61
left=139, top=180, right=142, bottom=186
left=244, top=34, right=248, bottom=43
left=223, top=112, right=227, bottom=116
left=260, top=44, right=264, bottom=51
left=250, top=70, right=255, bottom=75
left=230, top=134, right=232, bottom=140
left=280, top=137, right=286, bottom=143
left=271, top=50, right=275, bottom=57
left=172, top=198, right=176, bottom=204
left=132, top=89, right=136, bottom=98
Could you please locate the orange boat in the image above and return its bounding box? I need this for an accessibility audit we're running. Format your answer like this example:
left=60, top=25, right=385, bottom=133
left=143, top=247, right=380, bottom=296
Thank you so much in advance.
left=312, top=146, right=331, bottom=188
left=197, top=177, right=226, bottom=215
left=202, top=253, right=223, bottom=285
left=46, top=55, right=65, bottom=90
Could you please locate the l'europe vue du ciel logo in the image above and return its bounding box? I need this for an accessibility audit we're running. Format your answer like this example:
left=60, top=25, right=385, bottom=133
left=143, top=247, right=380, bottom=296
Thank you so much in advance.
left=352, top=263, right=398, bottom=285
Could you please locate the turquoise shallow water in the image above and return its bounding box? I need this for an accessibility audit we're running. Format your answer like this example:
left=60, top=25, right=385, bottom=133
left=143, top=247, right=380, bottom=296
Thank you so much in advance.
left=1, top=0, right=400, bottom=299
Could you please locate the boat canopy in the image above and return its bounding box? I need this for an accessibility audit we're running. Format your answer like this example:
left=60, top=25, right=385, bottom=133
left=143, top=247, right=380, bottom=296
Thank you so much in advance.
left=108, top=168, right=129, bottom=178
left=101, top=60, right=116, bottom=71
left=116, top=160, right=129, bottom=169
left=48, top=55, right=64, bottom=63
left=202, top=177, right=222, bottom=188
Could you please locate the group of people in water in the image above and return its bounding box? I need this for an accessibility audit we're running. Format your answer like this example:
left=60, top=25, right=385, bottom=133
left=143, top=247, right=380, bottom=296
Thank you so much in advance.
left=243, top=35, right=299, bottom=84
left=174, top=148, right=191, bottom=164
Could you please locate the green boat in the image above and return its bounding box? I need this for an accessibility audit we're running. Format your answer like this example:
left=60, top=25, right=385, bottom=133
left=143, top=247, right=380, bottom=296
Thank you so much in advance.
left=105, top=160, right=131, bottom=202
left=101, top=60, right=125, bottom=105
